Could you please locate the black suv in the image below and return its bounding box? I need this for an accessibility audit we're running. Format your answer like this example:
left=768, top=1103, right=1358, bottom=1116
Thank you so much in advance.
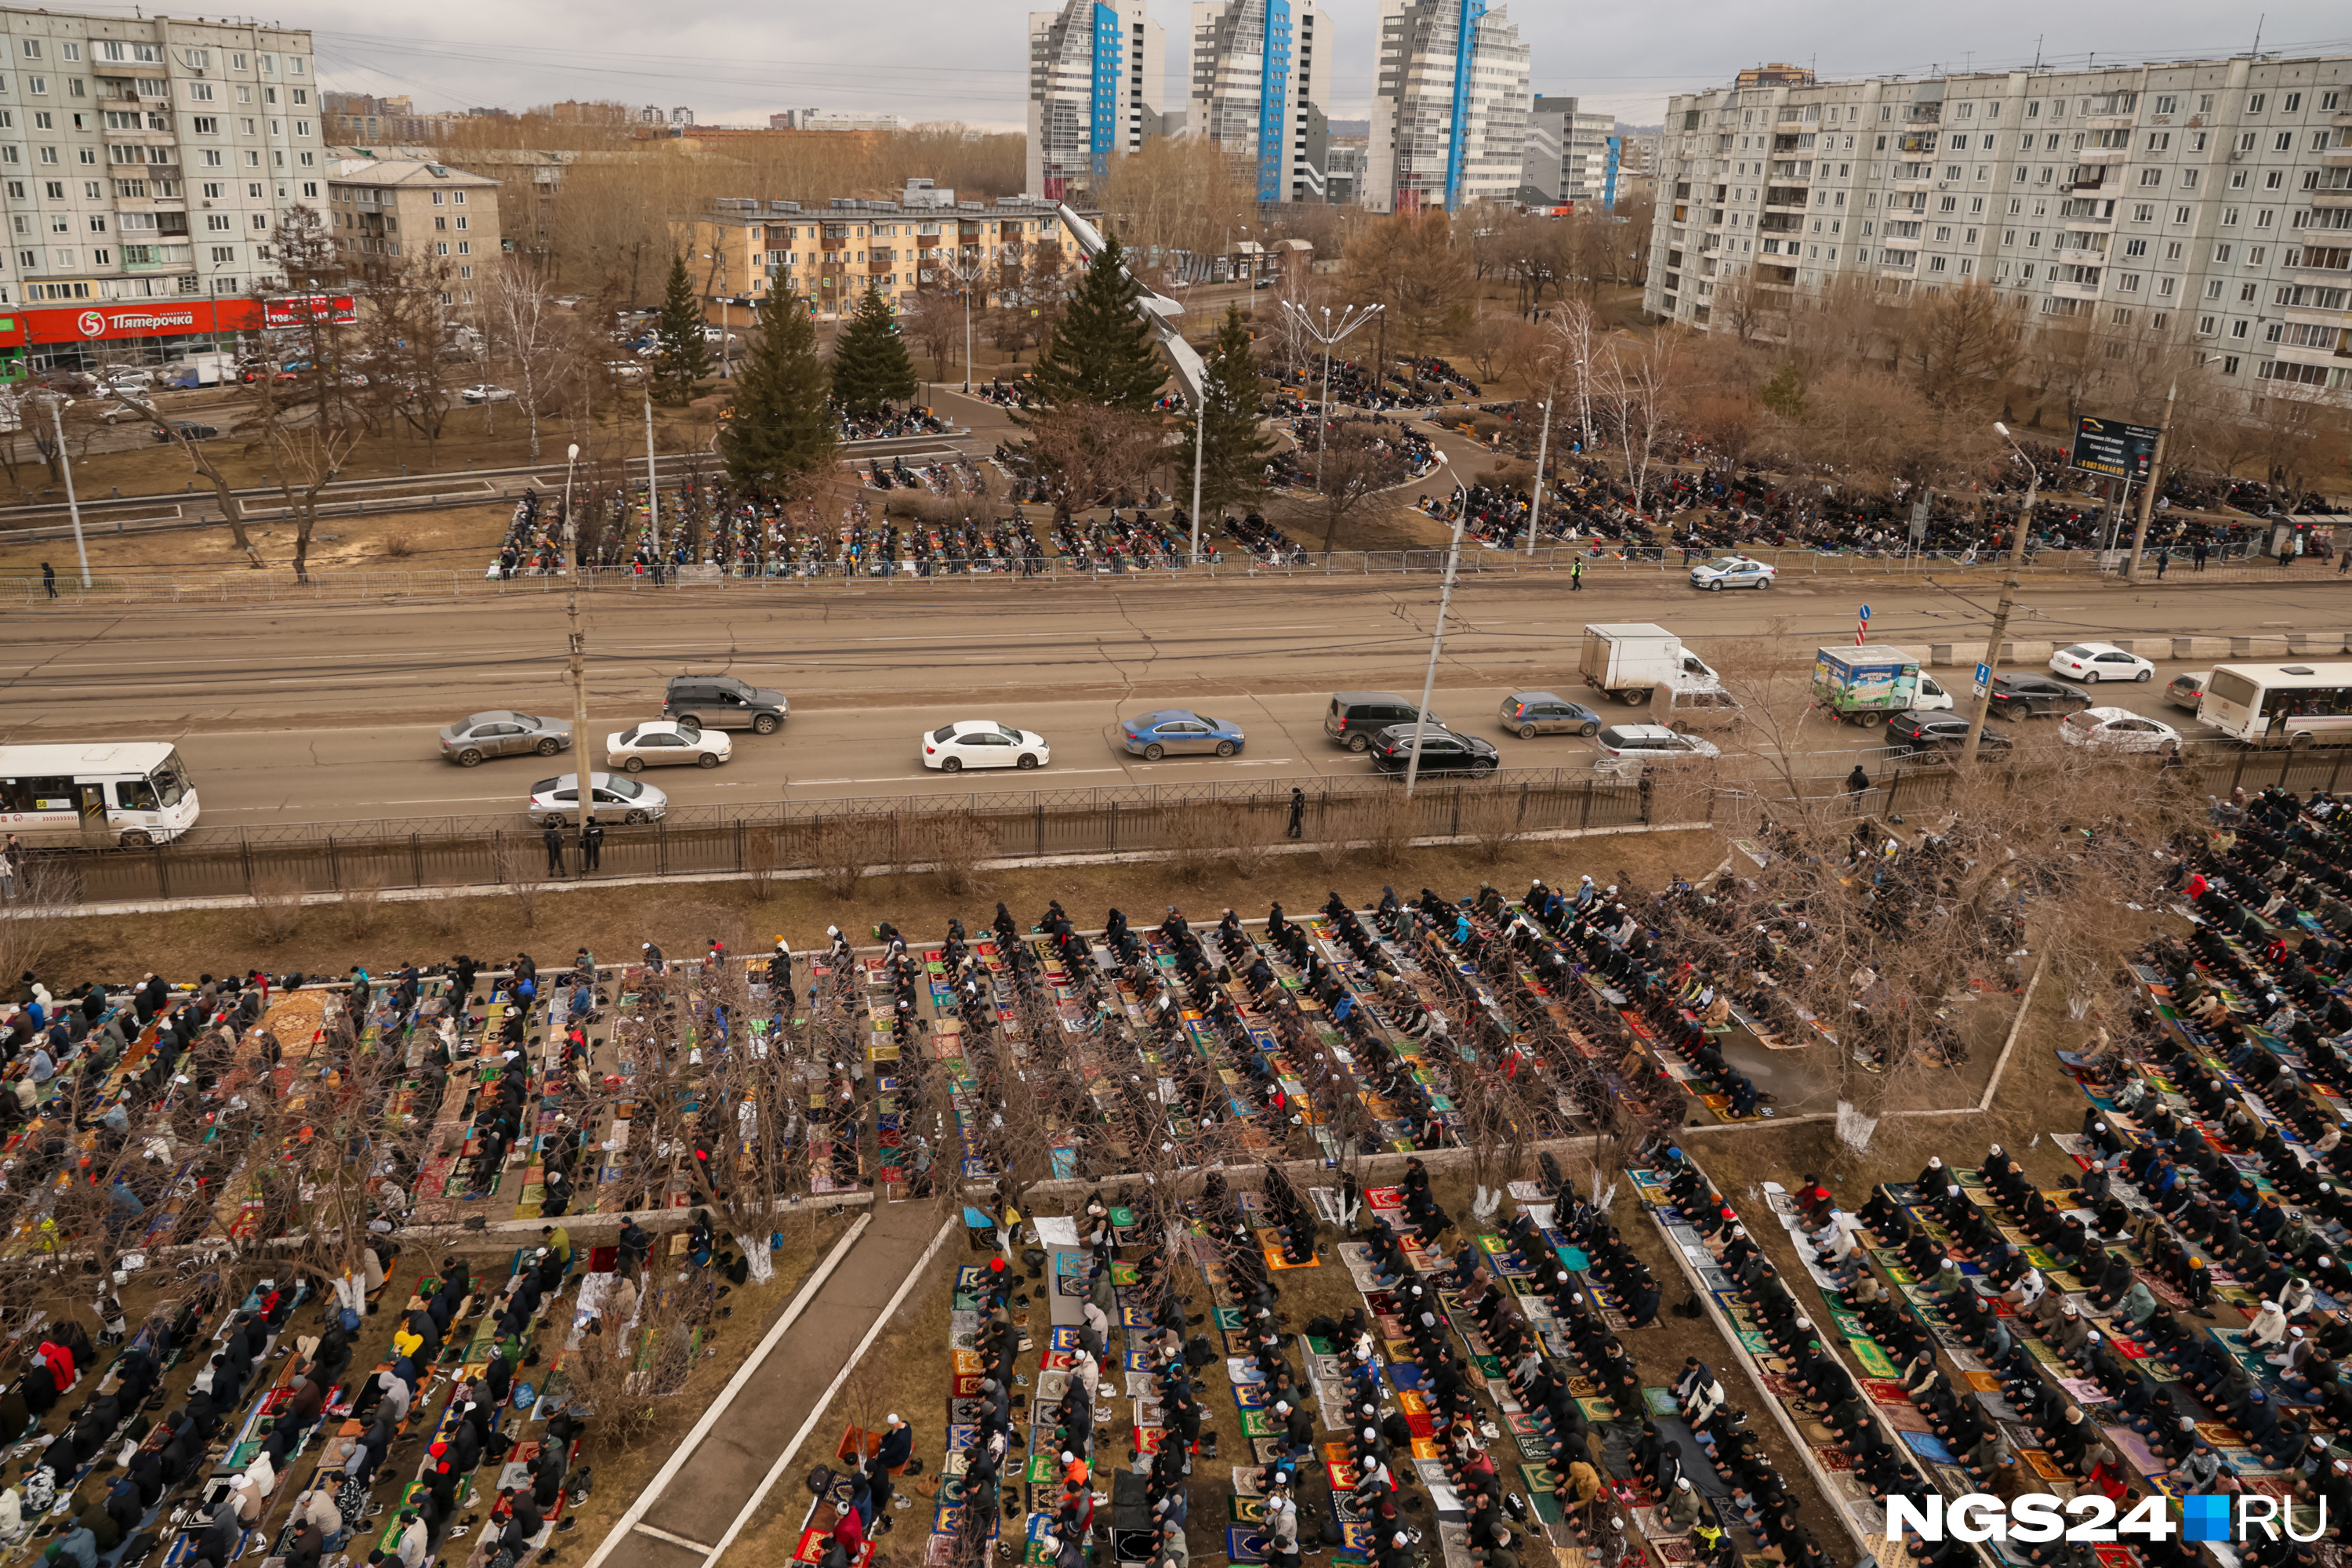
left=1326, top=691, right=1442, bottom=753
left=663, top=674, right=789, bottom=734
left=1368, top=724, right=1498, bottom=777
left=1987, top=675, right=2092, bottom=720
left=1887, top=710, right=2012, bottom=764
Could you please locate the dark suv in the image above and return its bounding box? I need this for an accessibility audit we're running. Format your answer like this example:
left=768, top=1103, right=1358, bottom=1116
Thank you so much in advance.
left=1368, top=724, right=1497, bottom=777
left=664, top=674, right=789, bottom=734
left=1325, top=691, right=1441, bottom=753
left=1987, top=675, right=2092, bottom=720
left=1887, top=710, right=2012, bottom=764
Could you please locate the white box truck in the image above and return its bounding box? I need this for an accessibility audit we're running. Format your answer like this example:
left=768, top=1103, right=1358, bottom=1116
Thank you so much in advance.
left=1579, top=623, right=1719, bottom=706
left=162, top=353, right=236, bottom=389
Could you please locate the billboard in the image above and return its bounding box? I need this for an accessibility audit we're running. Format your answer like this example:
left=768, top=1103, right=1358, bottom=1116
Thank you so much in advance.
left=263, top=293, right=359, bottom=328
left=2069, top=415, right=2160, bottom=481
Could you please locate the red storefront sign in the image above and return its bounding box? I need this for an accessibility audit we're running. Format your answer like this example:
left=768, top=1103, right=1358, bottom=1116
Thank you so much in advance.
left=21, top=292, right=354, bottom=344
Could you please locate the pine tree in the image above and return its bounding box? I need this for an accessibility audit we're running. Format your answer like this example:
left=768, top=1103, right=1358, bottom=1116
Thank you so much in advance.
left=718, top=293, right=837, bottom=499
left=652, top=254, right=714, bottom=405
left=1025, top=232, right=1165, bottom=413
left=829, top=286, right=918, bottom=418
left=1175, top=304, right=1275, bottom=519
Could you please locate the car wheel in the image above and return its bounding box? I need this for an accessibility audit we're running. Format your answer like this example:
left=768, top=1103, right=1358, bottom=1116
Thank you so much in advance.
left=537, top=737, right=562, bottom=756
left=1519, top=724, right=1538, bottom=741
left=1622, top=689, right=1650, bottom=706
left=1853, top=712, right=1885, bottom=728
left=1475, top=762, right=1497, bottom=776
left=940, top=757, right=962, bottom=773
left=1016, top=753, right=1040, bottom=770
left=622, top=757, right=645, bottom=774
left=753, top=713, right=780, bottom=735
left=1347, top=733, right=1371, bottom=753
left=625, top=809, right=649, bottom=825
left=1671, top=720, right=1693, bottom=735
left=1579, top=721, right=1599, bottom=737
left=2134, top=669, right=2152, bottom=682
left=1214, top=741, right=1236, bottom=758
left=118, top=830, right=151, bottom=848
left=1143, top=743, right=1166, bottom=761
left=456, top=748, right=484, bottom=768
left=1755, top=576, right=1769, bottom=589
left=698, top=753, right=720, bottom=768
left=1709, top=579, right=1724, bottom=592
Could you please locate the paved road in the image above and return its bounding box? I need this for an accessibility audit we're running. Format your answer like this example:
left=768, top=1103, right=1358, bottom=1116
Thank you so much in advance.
left=2, top=572, right=2335, bottom=827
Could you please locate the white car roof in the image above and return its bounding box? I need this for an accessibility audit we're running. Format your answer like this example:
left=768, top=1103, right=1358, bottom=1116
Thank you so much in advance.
left=2069, top=642, right=2130, bottom=657
left=2076, top=706, right=2139, bottom=722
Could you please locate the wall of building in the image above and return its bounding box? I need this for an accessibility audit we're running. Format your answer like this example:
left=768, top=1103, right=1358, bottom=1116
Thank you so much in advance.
left=1365, top=0, right=1530, bottom=214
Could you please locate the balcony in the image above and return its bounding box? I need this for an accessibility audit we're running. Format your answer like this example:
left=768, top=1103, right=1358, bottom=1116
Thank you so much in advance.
left=1880, top=249, right=1918, bottom=273
left=2056, top=245, right=2111, bottom=267
left=2272, top=339, right=2350, bottom=368
left=2053, top=274, right=2104, bottom=301
left=120, top=244, right=191, bottom=271
left=2314, top=188, right=2352, bottom=209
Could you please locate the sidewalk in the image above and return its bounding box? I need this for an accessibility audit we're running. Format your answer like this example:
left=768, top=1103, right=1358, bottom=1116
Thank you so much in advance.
left=593, top=1199, right=953, bottom=1568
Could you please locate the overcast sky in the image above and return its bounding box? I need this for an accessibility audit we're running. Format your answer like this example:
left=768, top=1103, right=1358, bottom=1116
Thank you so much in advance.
left=285, top=0, right=2352, bottom=135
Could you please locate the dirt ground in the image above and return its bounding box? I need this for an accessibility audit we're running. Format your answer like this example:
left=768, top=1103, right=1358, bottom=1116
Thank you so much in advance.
left=28, top=829, right=1724, bottom=991
left=0, top=499, right=517, bottom=581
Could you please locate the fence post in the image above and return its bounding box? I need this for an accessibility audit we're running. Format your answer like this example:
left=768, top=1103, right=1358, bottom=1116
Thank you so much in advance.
left=734, top=820, right=745, bottom=873
left=154, top=846, right=169, bottom=902
left=1108, top=801, right=1118, bottom=854
left=657, top=821, right=668, bottom=876
left=1516, top=779, right=1529, bottom=826
left=412, top=833, right=423, bottom=888
left=326, top=835, right=340, bottom=891
left=240, top=832, right=254, bottom=895
left=1035, top=800, right=1045, bottom=857
left=1450, top=786, right=1462, bottom=837
left=1578, top=783, right=1592, bottom=829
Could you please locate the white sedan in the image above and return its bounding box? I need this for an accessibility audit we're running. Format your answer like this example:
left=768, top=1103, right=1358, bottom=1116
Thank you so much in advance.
left=2060, top=706, right=2181, bottom=753
left=605, top=718, right=730, bottom=772
left=462, top=383, right=515, bottom=404
left=2049, top=642, right=2154, bottom=683
left=922, top=719, right=1050, bottom=772
left=1688, top=554, right=1777, bottom=591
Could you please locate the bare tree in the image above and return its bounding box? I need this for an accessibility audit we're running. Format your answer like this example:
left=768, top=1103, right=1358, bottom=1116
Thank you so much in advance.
left=1306, top=420, right=1413, bottom=550
left=485, top=257, right=561, bottom=462
left=1599, top=334, right=1677, bottom=521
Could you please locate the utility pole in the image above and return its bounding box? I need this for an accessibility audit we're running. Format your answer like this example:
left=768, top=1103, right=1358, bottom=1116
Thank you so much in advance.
left=1279, top=300, right=1381, bottom=495
left=1189, top=383, right=1207, bottom=568
left=1523, top=392, right=1553, bottom=557
left=1404, top=462, right=1469, bottom=799
left=563, top=441, right=591, bottom=833
left=2125, top=379, right=2178, bottom=585
left=942, top=249, right=985, bottom=394
left=46, top=394, right=90, bottom=589
left=644, top=394, right=660, bottom=570
left=1963, top=423, right=2039, bottom=767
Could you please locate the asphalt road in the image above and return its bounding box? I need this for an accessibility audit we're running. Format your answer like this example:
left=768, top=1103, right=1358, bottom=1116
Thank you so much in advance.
left=2, top=572, right=2336, bottom=828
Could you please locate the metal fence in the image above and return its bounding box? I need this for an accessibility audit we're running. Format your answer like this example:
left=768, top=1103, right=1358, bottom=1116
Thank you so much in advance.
left=5, top=540, right=2316, bottom=607
left=25, top=744, right=2339, bottom=907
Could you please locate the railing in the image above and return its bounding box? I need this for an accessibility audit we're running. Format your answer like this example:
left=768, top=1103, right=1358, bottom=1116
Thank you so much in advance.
left=2, top=540, right=2321, bottom=605
left=20, top=750, right=2347, bottom=907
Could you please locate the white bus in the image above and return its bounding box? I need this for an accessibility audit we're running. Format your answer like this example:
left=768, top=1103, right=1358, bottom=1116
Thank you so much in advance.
left=0, top=742, right=199, bottom=844
left=2198, top=662, right=2352, bottom=748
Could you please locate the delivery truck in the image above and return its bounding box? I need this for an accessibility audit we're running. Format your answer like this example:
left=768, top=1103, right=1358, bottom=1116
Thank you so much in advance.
left=1578, top=623, right=1719, bottom=706
left=1811, top=645, right=1956, bottom=725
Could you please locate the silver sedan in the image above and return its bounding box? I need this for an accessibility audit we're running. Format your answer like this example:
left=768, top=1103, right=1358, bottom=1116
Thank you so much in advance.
left=439, top=710, right=573, bottom=766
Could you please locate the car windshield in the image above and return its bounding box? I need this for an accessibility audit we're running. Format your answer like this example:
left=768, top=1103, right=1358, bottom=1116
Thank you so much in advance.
left=511, top=714, right=543, bottom=731
left=619, top=728, right=644, bottom=745
left=931, top=724, right=958, bottom=743
left=532, top=777, right=561, bottom=794
left=2059, top=644, right=2095, bottom=659
left=997, top=726, right=1023, bottom=743
left=2063, top=713, right=2098, bottom=732
left=605, top=777, right=645, bottom=799
left=1705, top=557, right=1743, bottom=570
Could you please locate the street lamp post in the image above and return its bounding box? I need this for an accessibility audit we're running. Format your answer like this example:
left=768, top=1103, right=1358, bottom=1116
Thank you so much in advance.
left=562, top=441, right=591, bottom=834
left=42, top=394, right=90, bottom=589
left=1404, top=458, right=1469, bottom=800
left=1523, top=394, right=1553, bottom=557
left=1962, top=423, right=2041, bottom=768
left=1279, top=301, right=1381, bottom=494
left=2125, top=360, right=2218, bottom=583
left=942, top=247, right=985, bottom=394
left=644, top=394, right=660, bottom=571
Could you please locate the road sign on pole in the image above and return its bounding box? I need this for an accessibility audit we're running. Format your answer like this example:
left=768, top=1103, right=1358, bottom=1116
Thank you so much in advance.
left=1973, top=659, right=1991, bottom=699
left=1857, top=604, right=1871, bottom=647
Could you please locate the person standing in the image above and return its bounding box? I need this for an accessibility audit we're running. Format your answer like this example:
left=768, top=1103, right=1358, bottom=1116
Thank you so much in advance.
left=1, top=833, right=21, bottom=902
left=1570, top=556, right=1584, bottom=591
left=1287, top=788, right=1305, bottom=840
left=579, top=817, right=603, bottom=874
left=2192, top=538, right=2209, bottom=572
left=543, top=823, right=565, bottom=878
left=1846, top=764, right=1870, bottom=800
left=40, top=562, right=56, bottom=599
left=2156, top=546, right=2169, bottom=580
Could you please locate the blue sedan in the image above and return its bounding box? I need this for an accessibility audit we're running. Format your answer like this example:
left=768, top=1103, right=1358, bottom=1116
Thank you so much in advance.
left=1120, top=710, right=1245, bottom=760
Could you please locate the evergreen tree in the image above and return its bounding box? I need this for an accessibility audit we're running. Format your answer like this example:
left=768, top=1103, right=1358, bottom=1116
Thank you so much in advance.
left=1175, top=304, right=1275, bottom=519
left=1025, top=233, right=1164, bottom=413
left=829, top=286, right=918, bottom=418
left=718, top=293, right=837, bottom=499
left=652, top=254, right=714, bottom=405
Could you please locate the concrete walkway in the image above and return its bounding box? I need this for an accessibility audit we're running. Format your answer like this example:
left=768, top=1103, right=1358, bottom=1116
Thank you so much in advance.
left=591, top=1198, right=955, bottom=1568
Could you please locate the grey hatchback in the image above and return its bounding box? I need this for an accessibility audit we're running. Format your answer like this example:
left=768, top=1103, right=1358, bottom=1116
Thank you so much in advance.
left=1498, top=691, right=1603, bottom=739
left=439, top=710, right=573, bottom=766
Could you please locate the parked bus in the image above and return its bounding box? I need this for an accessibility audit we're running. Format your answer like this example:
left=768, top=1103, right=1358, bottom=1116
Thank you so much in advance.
left=2197, top=662, right=2352, bottom=748
left=0, top=742, right=198, bottom=844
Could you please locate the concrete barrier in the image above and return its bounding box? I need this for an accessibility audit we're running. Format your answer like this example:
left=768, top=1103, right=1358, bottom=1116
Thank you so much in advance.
left=2286, top=632, right=2348, bottom=655
left=2174, top=637, right=2231, bottom=660
left=1999, top=641, right=2053, bottom=664
left=1928, top=643, right=1959, bottom=667
left=2230, top=635, right=2292, bottom=659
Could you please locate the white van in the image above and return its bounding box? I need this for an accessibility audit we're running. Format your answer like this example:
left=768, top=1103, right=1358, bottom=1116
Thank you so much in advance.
left=1649, top=686, right=1746, bottom=735
left=1913, top=673, right=1956, bottom=713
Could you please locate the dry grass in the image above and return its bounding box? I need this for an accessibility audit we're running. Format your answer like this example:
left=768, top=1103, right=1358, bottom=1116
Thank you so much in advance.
left=243, top=870, right=307, bottom=946
left=379, top=528, right=418, bottom=559
left=339, top=866, right=389, bottom=938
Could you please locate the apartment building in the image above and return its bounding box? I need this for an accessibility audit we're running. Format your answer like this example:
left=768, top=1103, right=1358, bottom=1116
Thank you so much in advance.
left=1521, top=94, right=1613, bottom=207
left=1027, top=0, right=1167, bottom=201
left=1643, top=53, right=2352, bottom=399
left=323, top=151, right=501, bottom=307
left=677, top=180, right=1097, bottom=322
left=1187, top=0, right=1334, bottom=201
left=321, top=92, right=464, bottom=146
left=0, top=6, right=322, bottom=365
left=1364, top=0, right=1531, bottom=214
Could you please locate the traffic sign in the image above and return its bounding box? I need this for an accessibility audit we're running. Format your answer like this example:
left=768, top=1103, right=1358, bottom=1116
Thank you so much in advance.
left=1973, top=659, right=1991, bottom=699
left=1856, top=604, right=1871, bottom=647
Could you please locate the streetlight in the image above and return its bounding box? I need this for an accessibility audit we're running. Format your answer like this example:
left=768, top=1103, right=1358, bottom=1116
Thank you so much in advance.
left=703, top=252, right=733, bottom=379
left=1279, top=300, right=1381, bottom=493
left=940, top=245, right=986, bottom=394
left=1403, top=455, right=1470, bottom=800
left=1523, top=394, right=1553, bottom=558
left=35, top=392, right=90, bottom=589
left=562, top=441, right=592, bottom=836
left=1962, top=423, right=2039, bottom=768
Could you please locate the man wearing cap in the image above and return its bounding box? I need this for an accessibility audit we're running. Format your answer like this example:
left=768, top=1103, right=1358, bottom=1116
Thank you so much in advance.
left=872, top=1412, right=914, bottom=1477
